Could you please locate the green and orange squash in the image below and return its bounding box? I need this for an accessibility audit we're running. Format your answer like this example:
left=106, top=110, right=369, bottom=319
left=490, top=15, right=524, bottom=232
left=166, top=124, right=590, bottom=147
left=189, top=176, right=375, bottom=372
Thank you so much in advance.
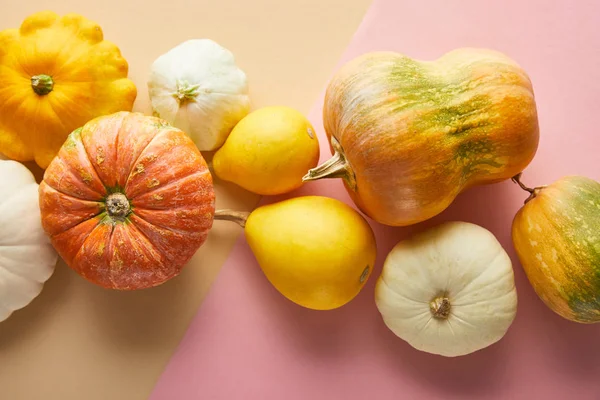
left=512, top=174, right=600, bottom=323
left=304, top=48, right=540, bottom=226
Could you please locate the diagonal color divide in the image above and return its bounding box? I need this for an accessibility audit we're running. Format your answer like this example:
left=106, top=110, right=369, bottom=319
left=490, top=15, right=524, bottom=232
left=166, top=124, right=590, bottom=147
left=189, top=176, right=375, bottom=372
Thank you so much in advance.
left=150, top=0, right=600, bottom=399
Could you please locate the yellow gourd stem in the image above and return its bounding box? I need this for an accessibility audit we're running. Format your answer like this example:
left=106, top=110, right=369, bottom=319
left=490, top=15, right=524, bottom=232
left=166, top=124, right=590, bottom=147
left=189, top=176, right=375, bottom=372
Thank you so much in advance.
left=302, top=137, right=356, bottom=190
left=511, top=173, right=546, bottom=204
left=214, top=209, right=249, bottom=228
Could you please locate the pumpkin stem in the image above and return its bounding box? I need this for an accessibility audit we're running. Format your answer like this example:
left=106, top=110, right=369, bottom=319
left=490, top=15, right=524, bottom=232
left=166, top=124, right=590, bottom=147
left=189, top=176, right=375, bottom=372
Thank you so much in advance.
left=31, top=74, right=54, bottom=95
left=430, top=295, right=451, bottom=319
left=173, top=80, right=201, bottom=103
left=302, top=136, right=357, bottom=190
left=511, top=173, right=546, bottom=204
left=214, top=209, right=249, bottom=228
left=511, top=173, right=535, bottom=194
left=106, top=192, right=131, bottom=220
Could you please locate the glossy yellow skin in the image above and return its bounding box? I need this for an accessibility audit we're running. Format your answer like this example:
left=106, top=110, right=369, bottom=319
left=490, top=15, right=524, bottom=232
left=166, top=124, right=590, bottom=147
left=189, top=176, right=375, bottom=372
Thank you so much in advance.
left=0, top=11, right=137, bottom=169
left=512, top=176, right=600, bottom=323
left=213, top=106, right=320, bottom=195
left=245, top=196, right=376, bottom=310
left=316, top=48, right=539, bottom=226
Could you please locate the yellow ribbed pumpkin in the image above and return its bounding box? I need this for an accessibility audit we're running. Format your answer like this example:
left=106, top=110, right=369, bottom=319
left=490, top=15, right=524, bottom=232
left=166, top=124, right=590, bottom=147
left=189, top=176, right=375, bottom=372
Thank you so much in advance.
left=0, top=11, right=137, bottom=169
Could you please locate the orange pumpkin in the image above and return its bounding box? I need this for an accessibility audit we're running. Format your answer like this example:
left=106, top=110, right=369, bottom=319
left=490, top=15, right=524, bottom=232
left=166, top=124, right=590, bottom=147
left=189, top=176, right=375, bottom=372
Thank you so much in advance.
left=304, top=49, right=539, bottom=226
left=39, top=111, right=215, bottom=290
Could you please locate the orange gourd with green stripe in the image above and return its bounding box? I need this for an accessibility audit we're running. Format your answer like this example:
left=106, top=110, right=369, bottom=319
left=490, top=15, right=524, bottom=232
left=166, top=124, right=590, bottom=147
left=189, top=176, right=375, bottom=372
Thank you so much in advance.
left=512, top=175, right=600, bottom=323
left=304, top=48, right=540, bottom=226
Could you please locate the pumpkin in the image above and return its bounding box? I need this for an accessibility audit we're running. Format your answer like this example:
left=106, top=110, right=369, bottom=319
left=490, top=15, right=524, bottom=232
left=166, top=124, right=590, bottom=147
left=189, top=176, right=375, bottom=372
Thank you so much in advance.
left=512, top=174, right=600, bottom=323
left=303, top=48, right=539, bottom=226
left=375, top=221, right=518, bottom=357
left=147, top=39, right=251, bottom=151
left=38, top=111, right=215, bottom=290
left=0, top=159, right=57, bottom=322
left=0, top=11, right=137, bottom=169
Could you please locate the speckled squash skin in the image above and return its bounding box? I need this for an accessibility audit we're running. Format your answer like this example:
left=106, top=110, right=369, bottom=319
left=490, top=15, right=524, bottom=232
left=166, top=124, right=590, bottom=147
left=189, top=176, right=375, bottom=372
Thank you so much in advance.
left=512, top=176, right=600, bottom=323
left=309, top=48, right=539, bottom=226
left=39, top=112, right=215, bottom=290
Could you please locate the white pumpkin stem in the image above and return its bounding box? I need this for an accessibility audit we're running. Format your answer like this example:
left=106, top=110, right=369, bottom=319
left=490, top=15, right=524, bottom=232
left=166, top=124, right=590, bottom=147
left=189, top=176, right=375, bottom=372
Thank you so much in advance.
left=302, top=136, right=357, bottom=190
left=430, top=295, right=451, bottom=319
left=173, top=80, right=201, bottom=103
left=214, top=209, right=249, bottom=228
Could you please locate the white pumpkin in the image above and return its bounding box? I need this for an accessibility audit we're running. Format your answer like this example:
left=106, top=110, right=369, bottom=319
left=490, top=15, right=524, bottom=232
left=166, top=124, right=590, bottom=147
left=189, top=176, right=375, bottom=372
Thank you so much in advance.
left=147, top=39, right=251, bottom=151
left=375, top=221, right=518, bottom=357
left=0, top=159, right=57, bottom=322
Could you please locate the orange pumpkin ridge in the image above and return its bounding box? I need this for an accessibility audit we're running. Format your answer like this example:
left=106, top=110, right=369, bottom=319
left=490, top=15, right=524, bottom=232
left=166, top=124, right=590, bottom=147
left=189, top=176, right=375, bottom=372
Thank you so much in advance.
left=39, top=111, right=215, bottom=290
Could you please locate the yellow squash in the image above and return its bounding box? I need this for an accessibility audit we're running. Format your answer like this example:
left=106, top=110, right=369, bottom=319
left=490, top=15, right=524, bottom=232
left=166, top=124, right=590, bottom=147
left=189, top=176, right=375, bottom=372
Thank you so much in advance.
left=0, top=11, right=137, bottom=168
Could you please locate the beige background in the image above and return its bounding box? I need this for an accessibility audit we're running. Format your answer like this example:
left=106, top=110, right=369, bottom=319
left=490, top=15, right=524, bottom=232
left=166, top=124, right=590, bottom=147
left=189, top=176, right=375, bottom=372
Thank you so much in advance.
left=0, top=0, right=371, bottom=399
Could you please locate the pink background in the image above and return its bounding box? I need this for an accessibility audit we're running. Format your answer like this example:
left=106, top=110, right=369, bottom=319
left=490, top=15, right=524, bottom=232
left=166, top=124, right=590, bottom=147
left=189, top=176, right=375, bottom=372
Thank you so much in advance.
left=150, top=0, right=600, bottom=399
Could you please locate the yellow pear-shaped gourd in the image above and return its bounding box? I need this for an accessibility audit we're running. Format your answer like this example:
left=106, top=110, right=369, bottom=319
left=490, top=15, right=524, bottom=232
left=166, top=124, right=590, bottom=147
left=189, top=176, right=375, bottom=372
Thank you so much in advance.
left=215, top=196, right=377, bottom=310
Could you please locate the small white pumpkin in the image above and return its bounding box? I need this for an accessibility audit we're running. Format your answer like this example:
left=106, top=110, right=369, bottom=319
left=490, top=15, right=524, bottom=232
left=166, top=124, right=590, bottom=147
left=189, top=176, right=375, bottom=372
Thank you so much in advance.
left=375, top=221, right=517, bottom=357
left=0, top=159, right=57, bottom=322
left=147, top=39, right=251, bottom=151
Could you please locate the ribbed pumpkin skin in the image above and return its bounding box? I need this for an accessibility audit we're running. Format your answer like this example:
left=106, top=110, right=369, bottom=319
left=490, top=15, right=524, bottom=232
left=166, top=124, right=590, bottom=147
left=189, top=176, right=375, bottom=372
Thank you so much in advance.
left=323, top=48, right=539, bottom=226
left=0, top=11, right=137, bottom=169
left=512, top=176, right=600, bottom=323
left=39, top=112, right=215, bottom=290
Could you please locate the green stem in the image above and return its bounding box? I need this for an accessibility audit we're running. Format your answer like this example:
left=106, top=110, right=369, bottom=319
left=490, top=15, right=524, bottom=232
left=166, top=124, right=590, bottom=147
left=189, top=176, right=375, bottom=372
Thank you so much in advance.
left=31, top=74, right=54, bottom=95
left=173, top=80, right=201, bottom=103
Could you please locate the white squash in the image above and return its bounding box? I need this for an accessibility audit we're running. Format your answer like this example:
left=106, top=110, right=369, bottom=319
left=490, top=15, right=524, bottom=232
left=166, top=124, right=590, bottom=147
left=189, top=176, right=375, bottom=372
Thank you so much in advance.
left=147, top=39, right=251, bottom=151
left=375, top=221, right=517, bottom=357
left=0, top=159, right=57, bottom=322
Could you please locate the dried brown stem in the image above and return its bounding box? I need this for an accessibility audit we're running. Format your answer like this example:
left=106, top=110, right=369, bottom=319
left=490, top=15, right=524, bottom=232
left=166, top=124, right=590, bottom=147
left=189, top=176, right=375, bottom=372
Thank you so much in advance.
left=430, top=295, right=451, bottom=319
left=511, top=172, right=546, bottom=204
left=302, top=136, right=357, bottom=190
left=213, top=209, right=249, bottom=228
